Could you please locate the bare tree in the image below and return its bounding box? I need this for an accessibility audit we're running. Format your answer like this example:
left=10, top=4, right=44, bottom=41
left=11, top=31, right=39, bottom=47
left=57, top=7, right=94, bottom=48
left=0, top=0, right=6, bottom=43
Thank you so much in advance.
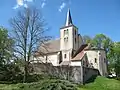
left=10, top=7, right=50, bottom=82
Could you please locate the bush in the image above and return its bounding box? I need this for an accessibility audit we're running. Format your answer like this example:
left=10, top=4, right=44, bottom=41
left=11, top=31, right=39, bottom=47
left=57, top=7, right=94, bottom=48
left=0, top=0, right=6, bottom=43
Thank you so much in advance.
left=0, top=64, right=58, bottom=84
left=0, top=64, right=23, bottom=83
left=26, top=74, right=47, bottom=83
left=32, top=79, right=78, bottom=90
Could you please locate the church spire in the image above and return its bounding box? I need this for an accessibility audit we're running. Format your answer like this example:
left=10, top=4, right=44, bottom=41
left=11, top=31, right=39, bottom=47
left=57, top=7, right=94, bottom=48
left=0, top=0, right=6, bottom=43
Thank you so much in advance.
left=65, top=8, right=73, bottom=26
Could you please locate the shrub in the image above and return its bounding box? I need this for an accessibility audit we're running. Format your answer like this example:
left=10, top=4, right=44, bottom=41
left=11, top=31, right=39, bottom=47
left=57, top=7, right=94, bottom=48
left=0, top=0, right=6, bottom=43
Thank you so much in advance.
left=26, top=74, right=46, bottom=83
left=0, top=64, right=23, bottom=83
left=30, top=79, right=78, bottom=90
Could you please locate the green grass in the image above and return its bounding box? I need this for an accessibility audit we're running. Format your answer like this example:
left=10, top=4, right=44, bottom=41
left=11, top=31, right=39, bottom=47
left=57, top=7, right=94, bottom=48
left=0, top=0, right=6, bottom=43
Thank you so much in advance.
left=78, top=76, right=120, bottom=90
left=0, top=76, right=120, bottom=90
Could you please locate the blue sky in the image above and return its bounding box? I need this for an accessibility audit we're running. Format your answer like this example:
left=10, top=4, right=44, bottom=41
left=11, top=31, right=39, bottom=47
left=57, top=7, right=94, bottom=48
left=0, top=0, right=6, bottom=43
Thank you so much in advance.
left=0, top=0, right=120, bottom=41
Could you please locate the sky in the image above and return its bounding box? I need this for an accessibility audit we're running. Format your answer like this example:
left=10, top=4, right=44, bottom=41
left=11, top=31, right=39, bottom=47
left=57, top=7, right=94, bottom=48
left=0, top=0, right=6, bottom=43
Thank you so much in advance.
left=0, top=0, right=120, bottom=41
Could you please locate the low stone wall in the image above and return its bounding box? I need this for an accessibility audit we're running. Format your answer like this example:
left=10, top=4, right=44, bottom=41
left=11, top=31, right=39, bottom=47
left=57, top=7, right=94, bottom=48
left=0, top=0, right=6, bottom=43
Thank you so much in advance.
left=31, top=63, right=99, bottom=84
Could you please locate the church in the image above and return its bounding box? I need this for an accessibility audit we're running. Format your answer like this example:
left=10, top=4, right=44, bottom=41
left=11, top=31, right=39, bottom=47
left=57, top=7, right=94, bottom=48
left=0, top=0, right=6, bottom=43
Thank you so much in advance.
left=34, top=9, right=108, bottom=76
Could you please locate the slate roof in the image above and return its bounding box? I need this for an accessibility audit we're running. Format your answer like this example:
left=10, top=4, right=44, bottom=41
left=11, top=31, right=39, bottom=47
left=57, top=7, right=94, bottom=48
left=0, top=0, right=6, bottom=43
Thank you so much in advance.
left=65, top=8, right=73, bottom=26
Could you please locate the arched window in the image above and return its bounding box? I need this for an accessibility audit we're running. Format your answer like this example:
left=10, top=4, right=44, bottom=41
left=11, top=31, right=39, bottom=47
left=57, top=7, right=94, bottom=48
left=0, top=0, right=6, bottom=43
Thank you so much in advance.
left=64, top=29, right=69, bottom=35
left=64, top=54, right=67, bottom=58
left=95, top=58, right=97, bottom=63
left=75, top=37, right=76, bottom=43
left=75, top=30, right=76, bottom=35
left=104, top=58, right=106, bottom=63
left=64, top=37, right=68, bottom=42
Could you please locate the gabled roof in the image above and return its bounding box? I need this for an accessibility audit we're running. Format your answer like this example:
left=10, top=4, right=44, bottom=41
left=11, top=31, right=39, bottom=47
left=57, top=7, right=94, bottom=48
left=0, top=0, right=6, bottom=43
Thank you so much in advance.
left=37, top=39, right=60, bottom=55
left=71, top=44, right=88, bottom=61
left=71, top=51, right=85, bottom=61
left=72, top=44, right=88, bottom=58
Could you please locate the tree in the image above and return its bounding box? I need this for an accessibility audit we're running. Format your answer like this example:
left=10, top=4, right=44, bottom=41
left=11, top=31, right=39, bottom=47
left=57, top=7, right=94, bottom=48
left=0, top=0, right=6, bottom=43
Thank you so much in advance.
left=83, top=34, right=113, bottom=54
left=0, top=27, right=14, bottom=65
left=91, top=34, right=113, bottom=54
left=108, top=42, right=120, bottom=78
left=0, top=27, right=20, bottom=82
left=10, top=7, right=50, bottom=82
left=82, top=35, right=92, bottom=44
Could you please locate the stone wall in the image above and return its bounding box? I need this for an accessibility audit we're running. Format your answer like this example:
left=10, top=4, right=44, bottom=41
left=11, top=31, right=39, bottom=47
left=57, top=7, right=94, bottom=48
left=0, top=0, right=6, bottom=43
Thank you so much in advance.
left=31, top=63, right=99, bottom=84
left=83, top=67, right=99, bottom=83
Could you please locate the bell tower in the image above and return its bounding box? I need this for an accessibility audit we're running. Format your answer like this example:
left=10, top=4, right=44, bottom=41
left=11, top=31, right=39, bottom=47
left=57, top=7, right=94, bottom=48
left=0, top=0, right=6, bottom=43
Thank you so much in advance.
left=60, top=9, right=80, bottom=62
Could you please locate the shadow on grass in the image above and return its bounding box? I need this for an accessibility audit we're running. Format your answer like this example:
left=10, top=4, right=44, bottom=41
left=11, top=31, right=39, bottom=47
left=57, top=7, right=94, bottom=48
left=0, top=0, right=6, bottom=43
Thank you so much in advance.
left=84, top=75, right=98, bottom=84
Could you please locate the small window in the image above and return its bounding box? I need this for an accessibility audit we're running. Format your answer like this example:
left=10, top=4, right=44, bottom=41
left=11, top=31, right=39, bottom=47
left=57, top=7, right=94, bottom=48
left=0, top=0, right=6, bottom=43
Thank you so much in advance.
left=59, top=55, right=62, bottom=64
left=104, top=58, right=106, bottom=63
left=75, top=30, right=76, bottom=35
left=64, top=37, right=68, bottom=42
left=75, top=38, right=76, bottom=43
left=90, top=63, right=93, bottom=67
left=64, top=29, right=68, bottom=35
left=64, top=30, right=66, bottom=35
left=64, top=54, right=66, bottom=58
left=66, top=37, right=68, bottom=41
left=64, top=38, right=66, bottom=42
left=66, top=29, right=68, bottom=34
left=95, top=58, right=97, bottom=63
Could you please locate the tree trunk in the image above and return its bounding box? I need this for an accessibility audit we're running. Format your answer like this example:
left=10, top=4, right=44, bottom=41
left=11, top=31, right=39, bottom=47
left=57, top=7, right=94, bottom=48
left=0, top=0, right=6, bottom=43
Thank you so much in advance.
left=23, top=61, right=29, bottom=83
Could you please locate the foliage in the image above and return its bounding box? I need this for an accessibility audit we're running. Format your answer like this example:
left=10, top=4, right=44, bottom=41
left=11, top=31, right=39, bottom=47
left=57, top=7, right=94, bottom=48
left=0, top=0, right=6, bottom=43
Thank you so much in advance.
left=107, top=42, right=120, bottom=77
left=91, top=34, right=113, bottom=53
left=35, top=79, right=77, bottom=90
left=0, top=63, right=23, bottom=83
left=25, top=74, right=51, bottom=83
left=0, top=27, right=23, bottom=83
left=0, top=77, right=120, bottom=90
left=79, top=76, right=120, bottom=90
left=83, top=34, right=113, bottom=55
left=0, top=27, right=14, bottom=65
left=0, top=79, right=77, bottom=90
left=82, top=35, right=92, bottom=44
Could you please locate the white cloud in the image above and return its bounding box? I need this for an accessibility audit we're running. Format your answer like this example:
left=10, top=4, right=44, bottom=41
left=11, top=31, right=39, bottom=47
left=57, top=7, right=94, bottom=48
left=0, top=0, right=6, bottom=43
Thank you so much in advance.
left=24, top=3, right=28, bottom=8
left=13, top=0, right=33, bottom=9
left=59, top=2, right=66, bottom=12
left=41, top=2, right=46, bottom=8
left=17, top=0, right=24, bottom=6
left=41, top=0, right=46, bottom=8
left=13, top=5, right=19, bottom=9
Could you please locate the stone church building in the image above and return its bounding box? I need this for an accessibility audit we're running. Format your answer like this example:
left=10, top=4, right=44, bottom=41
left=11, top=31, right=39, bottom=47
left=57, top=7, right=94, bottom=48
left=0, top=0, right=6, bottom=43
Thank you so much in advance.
left=34, top=9, right=108, bottom=76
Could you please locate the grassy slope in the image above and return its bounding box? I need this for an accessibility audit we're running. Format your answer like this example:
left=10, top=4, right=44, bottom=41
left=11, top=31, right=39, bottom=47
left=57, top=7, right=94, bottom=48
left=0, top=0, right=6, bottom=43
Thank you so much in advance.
left=79, top=76, right=120, bottom=90
left=0, top=77, right=120, bottom=90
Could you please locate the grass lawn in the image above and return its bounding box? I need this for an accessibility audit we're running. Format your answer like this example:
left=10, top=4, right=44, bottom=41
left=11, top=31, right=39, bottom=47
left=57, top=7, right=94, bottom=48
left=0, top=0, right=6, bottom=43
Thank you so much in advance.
left=78, top=76, right=120, bottom=90
left=0, top=76, right=120, bottom=90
